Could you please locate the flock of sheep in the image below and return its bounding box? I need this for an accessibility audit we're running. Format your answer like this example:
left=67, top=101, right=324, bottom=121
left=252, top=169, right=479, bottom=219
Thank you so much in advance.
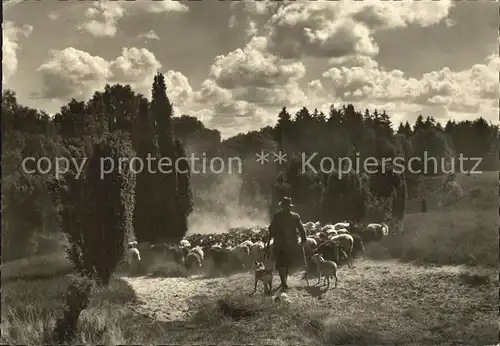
left=125, top=221, right=390, bottom=281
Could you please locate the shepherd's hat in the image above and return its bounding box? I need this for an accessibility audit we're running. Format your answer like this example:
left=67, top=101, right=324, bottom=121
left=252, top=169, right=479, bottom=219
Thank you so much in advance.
left=279, top=197, right=294, bottom=208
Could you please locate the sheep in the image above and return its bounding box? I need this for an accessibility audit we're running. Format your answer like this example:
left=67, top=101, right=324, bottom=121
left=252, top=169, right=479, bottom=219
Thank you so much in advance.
left=301, top=237, right=318, bottom=254
left=204, top=246, right=234, bottom=275
left=321, top=224, right=335, bottom=233
left=185, top=246, right=204, bottom=272
left=367, top=222, right=389, bottom=236
left=315, top=231, right=329, bottom=241
left=304, top=221, right=315, bottom=228
left=303, top=222, right=317, bottom=234
left=325, top=229, right=338, bottom=236
left=125, top=245, right=141, bottom=263
left=335, top=228, right=349, bottom=235
left=352, top=222, right=388, bottom=243
left=333, top=222, right=350, bottom=230
left=240, top=240, right=254, bottom=248
left=135, top=241, right=151, bottom=256
left=190, top=245, right=204, bottom=262
left=229, top=243, right=251, bottom=269
left=180, top=238, right=191, bottom=248
left=124, top=245, right=141, bottom=273
left=311, top=253, right=338, bottom=288
left=328, top=233, right=355, bottom=268
left=185, top=252, right=202, bottom=269
left=309, top=232, right=322, bottom=242
left=315, top=240, right=342, bottom=275
left=251, top=241, right=265, bottom=262
left=150, top=243, right=189, bottom=265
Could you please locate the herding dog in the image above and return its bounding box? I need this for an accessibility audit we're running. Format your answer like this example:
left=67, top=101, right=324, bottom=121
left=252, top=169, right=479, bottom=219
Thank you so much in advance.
left=250, top=261, right=273, bottom=295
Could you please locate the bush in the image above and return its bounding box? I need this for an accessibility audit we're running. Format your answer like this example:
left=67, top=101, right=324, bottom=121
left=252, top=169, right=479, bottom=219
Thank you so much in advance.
left=51, top=274, right=95, bottom=344
left=49, top=132, right=136, bottom=285
left=85, top=132, right=136, bottom=284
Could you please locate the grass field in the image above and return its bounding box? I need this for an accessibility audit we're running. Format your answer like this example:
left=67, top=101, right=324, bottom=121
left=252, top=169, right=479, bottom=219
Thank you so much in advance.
left=1, top=172, right=498, bottom=344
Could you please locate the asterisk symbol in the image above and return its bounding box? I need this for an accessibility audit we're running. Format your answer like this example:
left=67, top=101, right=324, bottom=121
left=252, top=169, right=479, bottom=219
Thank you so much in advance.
left=273, top=150, right=287, bottom=164
left=256, top=150, right=270, bottom=164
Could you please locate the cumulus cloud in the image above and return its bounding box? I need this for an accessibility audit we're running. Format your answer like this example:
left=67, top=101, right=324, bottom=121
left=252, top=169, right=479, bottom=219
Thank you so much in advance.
left=78, top=2, right=125, bottom=38
left=199, top=35, right=311, bottom=134
left=163, top=70, right=193, bottom=105
left=232, top=0, right=454, bottom=59
left=108, top=48, right=161, bottom=87
left=206, top=35, right=307, bottom=112
left=137, top=30, right=160, bottom=41
left=194, top=79, right=232, bottom=104
left=35, top=47, right=161, bottom=101
left=2, top=21, right=33, bottom=85
left=209, top=37, right=305, bottom=90
left=145, top=0, right=188, bottom=13
left=320, top=54, right=500, bottom=114
left=307, top=80, right=324, bottom=97
left=79, top=1, right=188, bottom=38
left=228, top=1, right=278, bottom=28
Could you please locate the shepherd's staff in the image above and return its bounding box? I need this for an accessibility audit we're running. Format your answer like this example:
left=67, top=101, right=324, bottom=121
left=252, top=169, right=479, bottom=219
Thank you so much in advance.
left=301, top=242, right=309, bottom=286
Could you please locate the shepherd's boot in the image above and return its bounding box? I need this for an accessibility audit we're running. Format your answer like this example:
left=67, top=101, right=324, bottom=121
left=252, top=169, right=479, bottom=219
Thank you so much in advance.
left=278, top=267, right=289, bottom=290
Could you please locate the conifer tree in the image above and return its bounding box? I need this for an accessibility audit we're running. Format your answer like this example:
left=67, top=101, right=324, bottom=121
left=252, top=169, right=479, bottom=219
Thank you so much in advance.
left=132, top=98, right=158, bottom=243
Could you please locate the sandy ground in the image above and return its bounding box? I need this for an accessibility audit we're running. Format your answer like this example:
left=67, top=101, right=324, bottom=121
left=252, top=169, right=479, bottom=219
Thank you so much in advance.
left=121, top=259, right=496, bottom=325
left=122, top=275, right=234, bottom=321
left=122, top=268, right=322, bottom=322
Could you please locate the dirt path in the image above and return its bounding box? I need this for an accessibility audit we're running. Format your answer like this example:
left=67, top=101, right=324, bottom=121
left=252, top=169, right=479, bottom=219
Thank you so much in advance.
left=122, top=269, right=320, bottom=322
left=122, top=260, right=495, bottom=323
left=122, top=275, right=224, bottom=321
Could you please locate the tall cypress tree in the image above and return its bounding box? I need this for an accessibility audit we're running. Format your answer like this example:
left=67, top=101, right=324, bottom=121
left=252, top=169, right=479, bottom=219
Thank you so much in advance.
left=150, top=72, right=191, bottom=243
left=132, top=98, right=157, bottom=243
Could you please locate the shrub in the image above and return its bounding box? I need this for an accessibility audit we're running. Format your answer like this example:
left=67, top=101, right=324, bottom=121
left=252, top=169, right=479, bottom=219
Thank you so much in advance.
left=51, top=274, right=95, bottom=344
left=84, top=132, right=136, bottom=284
left=49, top=132, right=136, bottom=285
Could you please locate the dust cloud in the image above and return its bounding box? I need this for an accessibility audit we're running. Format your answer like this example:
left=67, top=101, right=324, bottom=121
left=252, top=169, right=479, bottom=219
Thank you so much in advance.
left=187, top=173, right=269, bottom=234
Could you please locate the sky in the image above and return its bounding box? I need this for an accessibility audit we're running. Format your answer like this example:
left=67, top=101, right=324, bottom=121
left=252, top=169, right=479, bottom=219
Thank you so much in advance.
left=3, top=0, right=499, bottom=138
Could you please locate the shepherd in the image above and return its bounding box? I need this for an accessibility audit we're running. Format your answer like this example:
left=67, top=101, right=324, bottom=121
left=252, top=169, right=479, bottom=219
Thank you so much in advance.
left=265, top=197, right=307, bottom=290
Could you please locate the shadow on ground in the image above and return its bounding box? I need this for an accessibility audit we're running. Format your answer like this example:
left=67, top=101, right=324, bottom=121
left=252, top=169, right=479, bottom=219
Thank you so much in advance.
left=296, top=285, right=327, bottom=298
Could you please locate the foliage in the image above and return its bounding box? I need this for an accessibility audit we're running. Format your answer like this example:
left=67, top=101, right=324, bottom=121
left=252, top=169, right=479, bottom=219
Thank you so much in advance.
left=84, top=132, right=136, bottom=284
left=132, top=97, right=157, bottom=243
left=319, top=169, right=367, bottom=223
left=2, top=92, right=64, bottom=261
left=51, top=274, right=95, bottom=344
left=49, top=132, right=136, bottom=284
left=137, top=72, right=193, bottom=244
